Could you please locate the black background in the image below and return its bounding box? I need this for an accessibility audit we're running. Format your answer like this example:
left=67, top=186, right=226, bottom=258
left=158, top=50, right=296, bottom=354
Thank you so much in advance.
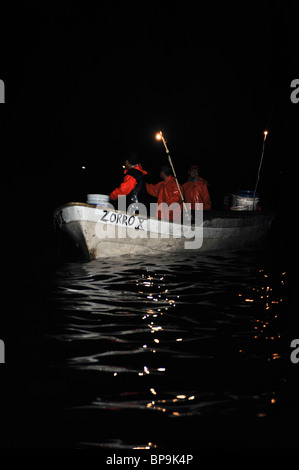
left=0, top=1, right=299, bottom=453
left=1, top=1, right=299, bottom=221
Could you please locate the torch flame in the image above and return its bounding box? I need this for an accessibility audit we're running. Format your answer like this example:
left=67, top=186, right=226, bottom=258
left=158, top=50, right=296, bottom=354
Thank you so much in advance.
left=155, top=131, right=163, bottom=140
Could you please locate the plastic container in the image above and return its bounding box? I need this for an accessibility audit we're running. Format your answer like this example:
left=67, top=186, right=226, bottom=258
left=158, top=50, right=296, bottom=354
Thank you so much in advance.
left=237, top=190, right=259, bottom=199
left=87, top=194, right=110, bottom=206
left=235, top=190, right=259, bottom=210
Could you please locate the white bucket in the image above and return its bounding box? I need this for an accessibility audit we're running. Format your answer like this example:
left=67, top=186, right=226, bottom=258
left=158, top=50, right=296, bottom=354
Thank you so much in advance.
left=233, top=190, right=260, bottom=210
left=87, top=194, right=110, bottom=206
left=236, top=195, right=259, bottom=210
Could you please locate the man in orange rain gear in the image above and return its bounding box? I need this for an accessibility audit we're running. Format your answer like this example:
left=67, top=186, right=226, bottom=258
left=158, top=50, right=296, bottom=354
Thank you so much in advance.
left=110, top=152, right=148, bottom=212
left=146, top=165, right=183, bottom=222
left=182, top=165, right=211, bottom=210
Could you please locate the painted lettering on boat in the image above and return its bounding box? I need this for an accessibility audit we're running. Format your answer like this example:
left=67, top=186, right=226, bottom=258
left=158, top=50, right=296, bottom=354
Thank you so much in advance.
left=100, top=210, right=145, bottom=230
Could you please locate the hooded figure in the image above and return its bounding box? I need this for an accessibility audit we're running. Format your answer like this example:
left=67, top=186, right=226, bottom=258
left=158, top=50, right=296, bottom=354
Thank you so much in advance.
left=182, top=165, right=211, bottom=210
left=110, top=152, right=148, bottom=212
left=146, top=165, right=183, bottom=222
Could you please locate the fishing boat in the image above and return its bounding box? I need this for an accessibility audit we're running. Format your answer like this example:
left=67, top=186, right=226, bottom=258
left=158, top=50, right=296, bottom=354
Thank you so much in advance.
left=53, top=201, right=275, bottom=260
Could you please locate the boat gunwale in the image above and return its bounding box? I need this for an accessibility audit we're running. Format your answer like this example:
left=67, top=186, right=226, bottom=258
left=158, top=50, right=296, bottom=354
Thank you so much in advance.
left=53, top=202, right=275, bottom=223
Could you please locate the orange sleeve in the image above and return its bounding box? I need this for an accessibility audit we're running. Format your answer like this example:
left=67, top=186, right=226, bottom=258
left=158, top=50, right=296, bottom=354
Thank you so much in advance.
left=146, top=181, right=163, bottom=198
left=110, top=174, right=137, bottom=200
left=201, top=185, right=211, bottom=210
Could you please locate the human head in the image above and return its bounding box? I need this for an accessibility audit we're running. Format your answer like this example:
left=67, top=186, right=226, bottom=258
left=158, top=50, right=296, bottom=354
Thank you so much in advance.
left=188, top=165, right=199, bottom=179
left=160, top=164, right=172, bottom=181
left=124, top=152, right=139, bottom=169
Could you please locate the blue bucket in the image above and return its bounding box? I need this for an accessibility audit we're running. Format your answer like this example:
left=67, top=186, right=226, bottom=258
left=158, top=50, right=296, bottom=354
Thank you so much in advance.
left=237, top=190, right=259, bottom=199
left=236, top=190, right=259, bottom=210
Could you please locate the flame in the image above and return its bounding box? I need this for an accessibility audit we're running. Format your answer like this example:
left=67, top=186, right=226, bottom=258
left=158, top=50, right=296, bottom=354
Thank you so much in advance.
left=155, top=131, right=163, bottom=140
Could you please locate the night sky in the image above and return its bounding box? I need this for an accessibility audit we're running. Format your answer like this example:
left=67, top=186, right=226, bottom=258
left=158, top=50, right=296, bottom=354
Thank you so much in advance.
left=1, top=2, right=298, bottom=250
left=1, top=3, right=299, bottom=455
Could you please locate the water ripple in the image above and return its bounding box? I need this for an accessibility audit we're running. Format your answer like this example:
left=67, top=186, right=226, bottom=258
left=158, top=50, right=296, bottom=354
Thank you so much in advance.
left=44, top=250, right=290, bottom=447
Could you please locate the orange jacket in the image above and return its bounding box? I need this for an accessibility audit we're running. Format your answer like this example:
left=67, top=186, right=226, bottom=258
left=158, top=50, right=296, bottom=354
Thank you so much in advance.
left=146, top=175, right=183, bottom=221
left=110, top=164, right=148, bottom=200
left=182, top=177, right=211, bottom=210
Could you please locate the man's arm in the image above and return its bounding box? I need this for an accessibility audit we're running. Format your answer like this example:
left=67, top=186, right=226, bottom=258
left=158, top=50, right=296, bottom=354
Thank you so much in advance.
left=146, top=181, right=163, bottom=198
left=110, top=175, right=137, bottom=200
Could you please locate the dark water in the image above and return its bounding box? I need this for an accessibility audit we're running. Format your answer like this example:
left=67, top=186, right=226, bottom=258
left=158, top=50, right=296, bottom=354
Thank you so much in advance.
left=1, top=234, right=298, bottom=450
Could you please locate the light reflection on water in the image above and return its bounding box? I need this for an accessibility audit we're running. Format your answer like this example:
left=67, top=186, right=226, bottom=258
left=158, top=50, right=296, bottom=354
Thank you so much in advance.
left=46, top=249, right=291, bottom=448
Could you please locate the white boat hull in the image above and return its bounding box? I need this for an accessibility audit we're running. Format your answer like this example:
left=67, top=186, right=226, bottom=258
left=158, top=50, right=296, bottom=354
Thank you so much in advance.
left=53, top=203, right=274, bottom=260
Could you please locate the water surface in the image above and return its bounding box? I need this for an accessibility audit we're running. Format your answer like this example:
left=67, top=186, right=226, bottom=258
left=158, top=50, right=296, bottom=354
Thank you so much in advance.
left=3, top=244, right=298, bottom=449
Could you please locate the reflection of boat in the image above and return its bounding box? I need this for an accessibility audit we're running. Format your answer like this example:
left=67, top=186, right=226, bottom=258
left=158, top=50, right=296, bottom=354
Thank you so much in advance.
left=53, top=202, right=275, bottom=260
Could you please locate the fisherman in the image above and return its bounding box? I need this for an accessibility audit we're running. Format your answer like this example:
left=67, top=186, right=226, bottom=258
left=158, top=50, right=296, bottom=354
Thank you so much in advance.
left=110, top=152, right=148, bottom=213
left=146, top=165, right=183, bottom=222
left=182, top=165, right=211, bottom=210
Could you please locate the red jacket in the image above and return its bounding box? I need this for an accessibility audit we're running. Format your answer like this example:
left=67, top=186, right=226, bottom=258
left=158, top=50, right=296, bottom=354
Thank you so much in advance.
left=182, top=177, right=211, bottom=210
left=110, top=164, right=148, bottom=200
left=146, top=175, right=183, bottom=222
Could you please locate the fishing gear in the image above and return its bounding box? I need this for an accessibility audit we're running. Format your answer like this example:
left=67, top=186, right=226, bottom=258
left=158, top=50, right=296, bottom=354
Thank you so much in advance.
left=155, top=131, right=190, bottom=221
left=252, top=130, right=268, bottom=210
